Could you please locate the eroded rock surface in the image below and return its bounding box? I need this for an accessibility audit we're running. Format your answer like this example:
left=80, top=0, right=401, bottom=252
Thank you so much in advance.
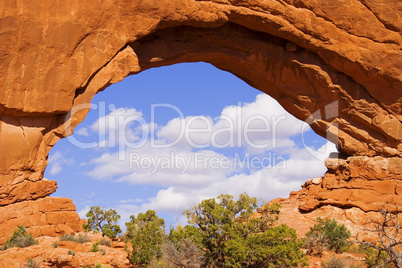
left=0, top=197, right=83, bottom=244
left=274, top=155, right=402, bottom=240
left=0, top=0, right=401, bottom=243
left=299, top=155, right=402, bottom=213
left=0, top=233, right=130, bottom=268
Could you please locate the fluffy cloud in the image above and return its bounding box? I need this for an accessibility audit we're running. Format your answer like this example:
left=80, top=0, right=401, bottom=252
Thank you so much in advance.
left=85, top=94, right=312, bottom=183
left=47, top=151, right=73, bottom=175
left=87, top=143, right=234, bottom=186
left=156, top=94, right=307, bottom=151
left=77, top=93, right=336, bottom=222
left=75, top=94, right=308, bottom=153
left=71, top=107, right=145, bottom=149
left=76, top=127, right=90, bottom=136
left=137, top=142, right=336, bottom=216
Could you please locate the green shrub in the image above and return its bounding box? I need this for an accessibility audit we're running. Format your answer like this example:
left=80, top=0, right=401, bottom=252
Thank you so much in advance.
left=60, top=234, right=90, bottom=244
left=76, top=235, right=90, bottom=244
left=67, top=249, right=75, bottom=256
left=83, top=206, right=122, bottom=239
left=346, top=243, right=390, bottom=267
left=25, top=258, right=39, bottom=268
left=89, top=242, right=100, bottom=252
left=52, top=241, right=58, bottom=248
left=60, top=234, right=76, bottom=242
left=1, top=226, right=38, bottom=251
left=14, top=235, right=38, bottom=248
left=182, top=193, right=307, bottom=267
left=158, top=239, right=203, bottom=268
left=322, top=255, right=346, bottom=268
left=364, top=246, right=391, bottom=268
left=99, top=238, right=111, bottom=247
left=304, top=218, right=351, bottom=255
left=125, top=210, right=165, bottom=267
left=149, top=259, right=176, bottom=268
left=93, top=264, right=110, bottom=268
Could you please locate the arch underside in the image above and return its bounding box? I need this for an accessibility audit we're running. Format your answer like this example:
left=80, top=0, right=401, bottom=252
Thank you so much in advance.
left=70, top=22, right=401, bottom=160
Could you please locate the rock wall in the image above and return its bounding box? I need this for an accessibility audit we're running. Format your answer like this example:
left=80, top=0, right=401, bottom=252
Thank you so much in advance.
left=0, top=0, right=401, bottom=241
left=0, top=197, right=83, bottom=244
left=275, top=155, right=402, bottom=238
left=300, top=155, right=402, bottom=213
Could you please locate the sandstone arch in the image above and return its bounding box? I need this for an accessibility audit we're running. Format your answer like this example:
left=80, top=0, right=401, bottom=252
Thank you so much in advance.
left=0, top=0, right=401, bottom=242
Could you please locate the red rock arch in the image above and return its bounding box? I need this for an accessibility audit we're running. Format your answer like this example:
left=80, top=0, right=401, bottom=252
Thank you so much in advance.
left=0, top=0, right=401, bottom=242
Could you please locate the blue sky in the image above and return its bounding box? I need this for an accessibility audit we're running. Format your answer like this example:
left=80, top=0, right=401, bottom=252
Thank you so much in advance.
left=46, top=62, right=335, bottom=228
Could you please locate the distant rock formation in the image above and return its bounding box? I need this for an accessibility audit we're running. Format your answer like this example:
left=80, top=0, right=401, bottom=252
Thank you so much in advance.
left=0, top=0, right=401, bottom=242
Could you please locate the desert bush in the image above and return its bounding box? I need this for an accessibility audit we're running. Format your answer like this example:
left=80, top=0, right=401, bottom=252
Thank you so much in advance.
left=125, top=210, right=165, bottom=267
left=304, top=218, right=351, bottom=255
left=158, top=239, right=203, bottom=268
left=363, top=246, right=392, bottom=268
left=76, top=235, right=90, bottom=244
left=25, top=258, right=39, bottom=268
left=99, top=238, right=111, bottom=247
left=14, top=235, right=38, bottom=248
left=1, top=225, right=38, bottom=250
left=60, top=233, right=90, bottom=244
left=182, top=193, right=307, bottom=267
left=89, top=241, right=100, bottom=252
left=52, top=241, right=58, bottom=248
left=322, top=255, right=346, bottom=268
left=93, top=264, right=110, bottom=268
left=346, top=244, right=391, bottom=267
left=354, top=203, right=402, bottom=268
left=83, top=206, right=122, bottom=239
left=67, top=249, right=75, bottom=256
left=149, top=260, right=175, bottom=268
left=60, top=234, right=76, bottom=242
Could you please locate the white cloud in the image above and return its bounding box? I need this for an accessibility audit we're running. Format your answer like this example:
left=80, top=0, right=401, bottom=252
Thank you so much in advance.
left=89, top=107, right=143, bottom=133
left=47, top=151, right=73, bottom=176
left=86, top=94, right=311, bottom=183
left=78, top=206, right=91, bottom=219
left=141, top=187, right=191, bottom=213
left=81, top=93, right=337, bottom=222
left=119, top=198, right=143, bottom=204
left=137, top=142, right=336, bottom=216
left=84, top=107, right=145, bottom=148
left=49, top=151, right=63, bottom=162
left=50, top=164, right=62, bottom=175
left=76, top=94, right=308, bottom=154
left=156, top=94, right=307, bottom=151
left=87, top=143, right=234, bottom=185
left=114, top=203, right=141, bottom=229
left=76, top=128, right=90, bottom=136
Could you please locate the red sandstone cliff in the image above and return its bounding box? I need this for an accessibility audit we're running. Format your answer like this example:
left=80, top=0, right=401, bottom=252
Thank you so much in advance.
left=0, top=0, right=401, bottom=248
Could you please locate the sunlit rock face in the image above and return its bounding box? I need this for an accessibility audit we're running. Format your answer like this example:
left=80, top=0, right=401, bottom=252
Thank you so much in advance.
left=0, top=0, right=401, bottom=243
left=274, top=155, right=402, bottom=239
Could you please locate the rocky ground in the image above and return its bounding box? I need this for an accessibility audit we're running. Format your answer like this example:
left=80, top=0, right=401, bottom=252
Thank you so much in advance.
left=0, top=232, right=131, bottom=268
left=0, top=231, right=369, bottom=268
